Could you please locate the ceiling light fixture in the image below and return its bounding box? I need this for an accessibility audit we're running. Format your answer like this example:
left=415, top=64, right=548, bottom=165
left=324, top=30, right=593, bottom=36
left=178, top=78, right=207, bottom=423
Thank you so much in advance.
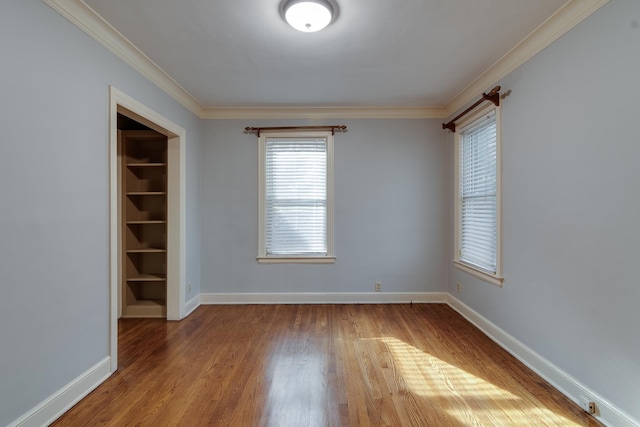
left=282, top=0, right=336, bottom=33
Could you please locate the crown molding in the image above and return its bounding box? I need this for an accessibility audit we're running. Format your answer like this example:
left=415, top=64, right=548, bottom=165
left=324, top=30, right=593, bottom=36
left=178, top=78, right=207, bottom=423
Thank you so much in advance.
left=42, top=0, right=443, bottom=120
left=42, top=0, right=204, bottom=116
left=200, top=106, right=447, bottom=120
left=445, top=0, right=610, bottom=117
left=43, top=0, right=608, bottom=121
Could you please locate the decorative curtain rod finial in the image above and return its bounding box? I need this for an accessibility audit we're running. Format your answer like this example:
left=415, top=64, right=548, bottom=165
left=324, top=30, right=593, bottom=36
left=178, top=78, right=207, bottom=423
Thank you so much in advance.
left=442, top=85, right=502, bottom=133
left=482, top=86, right=501, bottom=107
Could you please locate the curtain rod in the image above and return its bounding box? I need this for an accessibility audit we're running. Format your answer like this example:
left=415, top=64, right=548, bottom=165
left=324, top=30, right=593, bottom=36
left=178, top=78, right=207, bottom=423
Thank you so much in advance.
left=245, top=125, right=347, bottom=137
left=442, top=86, right=501, bottom=133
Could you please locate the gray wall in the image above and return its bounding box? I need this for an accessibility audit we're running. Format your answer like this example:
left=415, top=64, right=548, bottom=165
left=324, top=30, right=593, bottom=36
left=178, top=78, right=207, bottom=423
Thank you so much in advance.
left=0, top=1, right=202, bottom=424
left=201, top=119, right=449, bottom=294
left=449, top=0, right=640, bottom=421
left=3, top=0, right=638, bottom=424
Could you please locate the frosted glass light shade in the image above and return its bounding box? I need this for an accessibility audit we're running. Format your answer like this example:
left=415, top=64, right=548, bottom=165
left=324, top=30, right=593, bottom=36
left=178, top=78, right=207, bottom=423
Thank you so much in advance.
left=284, top=0, right=333, bottom=32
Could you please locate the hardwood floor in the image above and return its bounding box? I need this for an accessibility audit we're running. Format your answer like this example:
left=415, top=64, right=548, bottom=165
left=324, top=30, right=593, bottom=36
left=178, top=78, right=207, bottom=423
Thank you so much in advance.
left=53, top=304, right=601, bottom=426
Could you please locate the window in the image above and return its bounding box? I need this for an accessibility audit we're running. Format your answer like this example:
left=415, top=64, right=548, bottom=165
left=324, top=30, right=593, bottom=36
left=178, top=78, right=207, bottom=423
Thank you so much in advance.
left=454, top=106, right=503, bottom=286
left=258, top=131, right=335, bottom=263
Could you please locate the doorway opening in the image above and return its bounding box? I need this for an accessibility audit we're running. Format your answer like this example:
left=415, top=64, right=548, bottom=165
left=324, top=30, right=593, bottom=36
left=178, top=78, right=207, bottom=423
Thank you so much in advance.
left=109, top=86, right=186, bottom=372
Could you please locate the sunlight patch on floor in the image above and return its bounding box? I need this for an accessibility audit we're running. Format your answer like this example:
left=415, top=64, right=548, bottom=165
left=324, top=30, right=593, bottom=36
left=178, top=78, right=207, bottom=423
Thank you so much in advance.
left=378, top=337, right=582, bottom=426
left=263, top=352, right=327, bottom=427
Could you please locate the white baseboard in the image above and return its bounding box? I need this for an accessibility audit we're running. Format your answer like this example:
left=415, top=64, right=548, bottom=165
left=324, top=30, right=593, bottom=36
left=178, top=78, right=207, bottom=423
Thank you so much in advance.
left=8, top=357, right=112, bottom=427
left=200, top=292, right=447, bottom=305
left=184, top=294, right=200, bottom=317
left=446, top=295, right=639, bottom=427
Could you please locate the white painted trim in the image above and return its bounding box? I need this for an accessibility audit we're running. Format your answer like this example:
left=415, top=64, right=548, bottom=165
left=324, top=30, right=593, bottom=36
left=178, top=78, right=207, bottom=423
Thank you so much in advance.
left=41, top=0, right=445, bottom=120
left=12, top=293, right=637, bottom=427
left=257, top=131, right=335, bottom=260
left=42, top=0, right=608, bottom=120
left=446, top=295, right=639, bottom=427
left=257, top=256, right=336, bottom=264
left=445, top=0, right=610, bottom=116
left=201, top=106, right=448, bottom=120
left=200, top=292, right=447, bottom=305
left=453, top=261, right=503, bottom=287
left=326, top=131, right=335, bottom=258
left=166, top=135, right=187, bottom=321
left=453, top=104, right=503, bottom=288
left=42, top=0, right=203, bottom=117
left=184, top=294, right=201, bottom=317
left=108, top=91, right=119, bottom=372
left=8, top=358, right=111, bottom=427
left=109, top=86, right=188, bottom=336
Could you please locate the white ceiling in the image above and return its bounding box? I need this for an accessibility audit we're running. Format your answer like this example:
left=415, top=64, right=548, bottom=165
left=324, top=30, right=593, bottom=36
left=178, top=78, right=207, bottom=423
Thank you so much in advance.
left=82, top=0, right=570, bottom=110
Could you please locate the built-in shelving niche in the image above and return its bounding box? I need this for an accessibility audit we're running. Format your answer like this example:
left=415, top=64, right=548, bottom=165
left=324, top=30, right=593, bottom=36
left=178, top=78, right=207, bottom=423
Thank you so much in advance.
left=120, top=129, right=168, bottom=318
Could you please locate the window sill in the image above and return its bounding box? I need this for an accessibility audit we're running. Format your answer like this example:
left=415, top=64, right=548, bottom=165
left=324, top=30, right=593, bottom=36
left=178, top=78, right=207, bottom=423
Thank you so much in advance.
left=257, top=256, right=336, bottom=264
left=454, top=260, right=504, bottom=287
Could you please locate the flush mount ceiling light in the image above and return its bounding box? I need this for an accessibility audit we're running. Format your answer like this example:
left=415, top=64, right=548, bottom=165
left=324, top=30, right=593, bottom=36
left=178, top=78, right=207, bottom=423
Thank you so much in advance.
left=282, top=0, right=337, bottom=33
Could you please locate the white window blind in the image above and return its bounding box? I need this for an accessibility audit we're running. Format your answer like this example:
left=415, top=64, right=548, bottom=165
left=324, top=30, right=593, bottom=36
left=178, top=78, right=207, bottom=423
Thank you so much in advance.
left=459, top=111, right=497, bottom=273
left=265, top=137, right=327, bottom=256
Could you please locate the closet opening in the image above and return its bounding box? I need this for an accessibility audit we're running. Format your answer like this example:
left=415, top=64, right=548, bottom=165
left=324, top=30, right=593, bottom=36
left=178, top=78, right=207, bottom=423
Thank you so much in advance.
left=118, top=115, right=168, bottom=318
left=109, top=87, right=186, bottom=371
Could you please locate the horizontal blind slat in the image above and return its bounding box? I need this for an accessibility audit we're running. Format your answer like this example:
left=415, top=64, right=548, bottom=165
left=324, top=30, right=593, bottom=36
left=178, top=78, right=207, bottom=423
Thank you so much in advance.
left=265, top=138, right=328, bottom=256
left=459, top=113, right=497, bottom=273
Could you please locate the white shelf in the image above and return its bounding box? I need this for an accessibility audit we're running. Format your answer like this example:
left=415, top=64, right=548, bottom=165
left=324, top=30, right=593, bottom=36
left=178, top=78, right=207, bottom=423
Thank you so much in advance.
left=126, top=248, right=166, bottom=253
left=126, top=274, right=166, bottom=282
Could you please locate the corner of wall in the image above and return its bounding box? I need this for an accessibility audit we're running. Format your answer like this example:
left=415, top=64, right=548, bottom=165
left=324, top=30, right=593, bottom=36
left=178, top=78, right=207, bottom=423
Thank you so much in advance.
left=445, top=295, right=639, bottom=427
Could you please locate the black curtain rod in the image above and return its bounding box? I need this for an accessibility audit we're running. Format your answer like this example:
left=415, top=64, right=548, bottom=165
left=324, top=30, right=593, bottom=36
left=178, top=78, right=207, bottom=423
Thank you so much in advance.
left=442, top=86, right=501, bottom=133
left=245, top=125, right=347, bottom=137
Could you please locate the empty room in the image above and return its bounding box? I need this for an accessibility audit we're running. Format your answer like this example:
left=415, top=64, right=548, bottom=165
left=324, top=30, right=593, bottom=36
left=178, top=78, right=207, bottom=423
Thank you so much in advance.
left=1, top=0, right=639, bottom=426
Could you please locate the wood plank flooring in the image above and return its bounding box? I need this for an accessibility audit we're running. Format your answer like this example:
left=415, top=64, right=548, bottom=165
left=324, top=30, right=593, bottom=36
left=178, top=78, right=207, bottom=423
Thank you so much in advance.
left=53, top=304, right=602, bottom=426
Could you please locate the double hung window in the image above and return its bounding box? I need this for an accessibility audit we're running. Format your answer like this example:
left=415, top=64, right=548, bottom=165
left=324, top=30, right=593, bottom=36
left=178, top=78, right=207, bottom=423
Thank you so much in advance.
left=454, top=106, right=503, bottom=286
left=258, top=131, right=334, bottom=263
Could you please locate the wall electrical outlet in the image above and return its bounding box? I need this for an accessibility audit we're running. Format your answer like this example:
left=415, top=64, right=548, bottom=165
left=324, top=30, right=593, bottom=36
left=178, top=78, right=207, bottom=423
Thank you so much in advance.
left=187, top=283, right=192, bottom=293
left=456, top=282, right=461, bottom=294
left=375, top=281, right=382, bottom=292
left=579, top=396, right=597, bottom=414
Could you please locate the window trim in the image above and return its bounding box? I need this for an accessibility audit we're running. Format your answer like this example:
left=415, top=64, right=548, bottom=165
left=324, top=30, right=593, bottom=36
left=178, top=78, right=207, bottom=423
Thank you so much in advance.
left=257, top=130, right=335, bottom=264
left=454, top=104, right=504, bottom=286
